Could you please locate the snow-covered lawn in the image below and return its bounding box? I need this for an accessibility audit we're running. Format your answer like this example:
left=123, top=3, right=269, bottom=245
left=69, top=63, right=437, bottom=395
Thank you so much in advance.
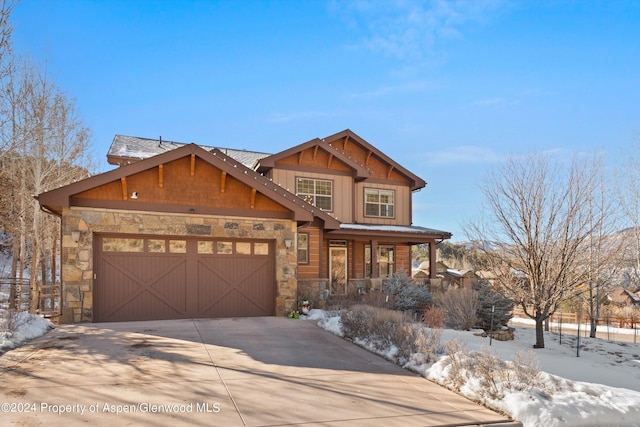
left=306, top=309, right=640, bottom=427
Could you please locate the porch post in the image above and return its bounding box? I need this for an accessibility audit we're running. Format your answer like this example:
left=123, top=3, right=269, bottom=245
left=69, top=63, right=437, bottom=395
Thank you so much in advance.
left=429, top=240, right=437, bottom=279
left=371, top=240, right=378, bottom=278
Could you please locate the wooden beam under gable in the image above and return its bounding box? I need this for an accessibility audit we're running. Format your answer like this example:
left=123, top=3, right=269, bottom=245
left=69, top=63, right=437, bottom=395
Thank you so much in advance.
left=220, top=171, right=227, bottom=193
left=120, top=177, right=127, bottom=200
left=328, top=153, right=334, bottom=168
left=158, top=164, right=164, bottom=188
left=387, top=165, right=394, bottom=179
left=365, top=150, right=373, bottom=166
left=190, top=154, right=195, bottom=176
left=343, top=135, right=349, bottom=151
left=250, top=188, right=256, bottom=209
left=298, top=151, right=304, bottom=165
left=313, top=145, right=319, bottom=160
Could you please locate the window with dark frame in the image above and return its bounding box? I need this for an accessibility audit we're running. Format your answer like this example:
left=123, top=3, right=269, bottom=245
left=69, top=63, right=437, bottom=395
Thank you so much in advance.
left=296, top=178, right=332, bottom=211
left=365, top=188, right=395, bottom=218
left=297, top=233, right=309, bottom=264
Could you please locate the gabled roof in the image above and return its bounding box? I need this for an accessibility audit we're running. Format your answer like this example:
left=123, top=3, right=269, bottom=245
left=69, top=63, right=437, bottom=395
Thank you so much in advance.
left=254, top=137, right=371, bottom=179
left=107, top=135, right=272, bottom=168
left=323, top=129, right=426, bottom=190
left=38, top=143, right=341, bottom=229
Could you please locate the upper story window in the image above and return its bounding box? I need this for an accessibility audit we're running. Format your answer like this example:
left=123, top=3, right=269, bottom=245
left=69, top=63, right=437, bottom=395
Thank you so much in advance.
left=296, top=178, right=332, bottom=211
left=365, top=188, right=395, bottom=218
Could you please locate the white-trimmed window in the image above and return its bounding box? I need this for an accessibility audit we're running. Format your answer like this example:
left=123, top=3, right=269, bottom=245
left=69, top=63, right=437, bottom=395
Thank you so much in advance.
left=297, top=178, right=332, bottom=211
left=365, top=188, right=395, bottom=218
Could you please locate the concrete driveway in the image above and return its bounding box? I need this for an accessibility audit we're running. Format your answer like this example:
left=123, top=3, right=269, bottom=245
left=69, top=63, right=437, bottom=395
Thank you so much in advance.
left=0, top=317, right=517, bottom=426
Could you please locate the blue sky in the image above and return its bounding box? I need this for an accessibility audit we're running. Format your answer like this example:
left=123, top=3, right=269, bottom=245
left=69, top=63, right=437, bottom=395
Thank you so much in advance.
left=11, top=0, right=640, bottom=241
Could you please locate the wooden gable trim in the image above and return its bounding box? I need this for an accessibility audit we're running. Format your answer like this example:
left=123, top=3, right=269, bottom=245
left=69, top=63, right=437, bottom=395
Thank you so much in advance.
left=220, top=171, right=227, bottom=193
left=255, top=138, right=369, bottom=179
left=37, top=143, right=341, bottom=229
left=120, top=177, right=128, bottom=201
left=387, top=165, right=394, bottom=179
left=323, top=129, right=426, bottom=190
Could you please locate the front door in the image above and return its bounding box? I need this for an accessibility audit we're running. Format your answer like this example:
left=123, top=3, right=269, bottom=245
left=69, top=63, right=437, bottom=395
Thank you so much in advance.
left=329, top=247, right=347, bottom=295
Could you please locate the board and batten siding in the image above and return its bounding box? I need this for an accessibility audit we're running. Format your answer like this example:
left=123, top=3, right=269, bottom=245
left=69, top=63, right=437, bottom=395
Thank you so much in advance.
left=355, top=182, right=411, bottom=225
left=270, top=169, right=354, bottom=223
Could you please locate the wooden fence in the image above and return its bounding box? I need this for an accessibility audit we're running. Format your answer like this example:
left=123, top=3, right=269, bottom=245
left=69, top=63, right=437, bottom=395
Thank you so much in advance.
left=512, top=307, right=639, bottom=329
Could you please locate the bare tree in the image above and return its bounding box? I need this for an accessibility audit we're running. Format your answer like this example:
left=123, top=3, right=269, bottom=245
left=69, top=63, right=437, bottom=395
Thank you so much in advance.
left=617, top=141, right=640, bottom=292
left=0, top=54, right=90, bottom=299
left=0, top=0, right=18, bottom=155
left=465, top=153, right=610, bottom=348
left=583, top=156, right=622, bottom=338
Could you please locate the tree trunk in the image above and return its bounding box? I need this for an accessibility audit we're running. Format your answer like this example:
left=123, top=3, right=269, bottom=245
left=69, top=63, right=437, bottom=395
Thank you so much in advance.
left=589, top=284, right=597, bottom=338
left=11, top=236, right=18, bottom=279
left=534, top=317, right=545, bottom=348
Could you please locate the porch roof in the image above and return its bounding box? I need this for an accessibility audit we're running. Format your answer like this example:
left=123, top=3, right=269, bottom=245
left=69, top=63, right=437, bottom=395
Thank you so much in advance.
left=327, top=223, right=452, bottom=243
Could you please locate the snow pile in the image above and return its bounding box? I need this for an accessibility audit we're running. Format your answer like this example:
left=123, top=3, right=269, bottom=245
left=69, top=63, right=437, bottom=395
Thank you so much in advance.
left=309, top=310, right=640, bottom=427
left=0, top=312, right=54, bottom=354
left=304, top=309, right=343, bottom=336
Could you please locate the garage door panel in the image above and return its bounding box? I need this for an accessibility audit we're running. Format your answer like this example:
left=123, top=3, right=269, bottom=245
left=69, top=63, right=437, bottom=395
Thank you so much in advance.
left=200, top=288, right=273, bottom=318
left=196, top=256, right=274, bottom=317
left=95, top=236, right=275, bottom=322
left=96, top=253, right=189, bottom=322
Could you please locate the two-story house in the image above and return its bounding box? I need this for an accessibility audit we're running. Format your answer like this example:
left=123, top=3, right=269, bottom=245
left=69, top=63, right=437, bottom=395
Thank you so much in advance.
left=37, top=129, right=451, bottom=323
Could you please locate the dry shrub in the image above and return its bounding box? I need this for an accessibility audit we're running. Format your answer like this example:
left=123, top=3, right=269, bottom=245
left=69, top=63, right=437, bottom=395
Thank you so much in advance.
left=360, top=290, right=394, bottom=309
left=423, top=306, right=445, bottom=328
left=441, top=339, right=469, bottom=389
left=340, top=305, right=442, bottom=365
left=340, top=304, right=407, bottom=348
left=434, top=288, right=479, bottom=330
left=440, top=342, right=542, bottom=400
left=401, top=324, right=442, bottom=365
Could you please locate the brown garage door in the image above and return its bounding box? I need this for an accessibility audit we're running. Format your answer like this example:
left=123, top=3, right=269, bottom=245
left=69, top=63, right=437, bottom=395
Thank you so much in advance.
left=94, top=235, right=275, bottom=322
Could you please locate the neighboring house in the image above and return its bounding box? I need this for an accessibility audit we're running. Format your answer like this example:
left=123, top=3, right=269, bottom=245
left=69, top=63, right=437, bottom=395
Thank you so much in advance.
left=37, top=129, right=451, bottom=323
left=441, top=268, right=477, bottom=290
left=475, top=270, right=499, bottom=288
left=415, top=261, right=477, bottom=290
left=608, top=287, right=640, bottom=307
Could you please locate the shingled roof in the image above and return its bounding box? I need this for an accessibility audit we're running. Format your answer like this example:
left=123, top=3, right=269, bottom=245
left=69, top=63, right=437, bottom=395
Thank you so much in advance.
left=107, top=135, right=272, bottom=168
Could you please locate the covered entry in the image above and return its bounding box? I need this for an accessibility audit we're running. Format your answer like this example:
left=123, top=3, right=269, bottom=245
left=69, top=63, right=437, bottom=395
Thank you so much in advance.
left=94, top=234, right=275, bottom=322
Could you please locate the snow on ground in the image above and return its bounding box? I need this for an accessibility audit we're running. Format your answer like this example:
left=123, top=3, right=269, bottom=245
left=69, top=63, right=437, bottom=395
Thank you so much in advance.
left=0, top=312, right=54, bottom=354
left=305, top=309, right=640, bottom=427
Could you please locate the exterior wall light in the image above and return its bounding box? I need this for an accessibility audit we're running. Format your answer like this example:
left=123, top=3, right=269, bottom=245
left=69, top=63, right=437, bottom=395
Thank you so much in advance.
left=131, top=192, right=138, bottom=199
left=284, top=238, right=293, bottom=249
left=71, top=230, right=81, bottom=243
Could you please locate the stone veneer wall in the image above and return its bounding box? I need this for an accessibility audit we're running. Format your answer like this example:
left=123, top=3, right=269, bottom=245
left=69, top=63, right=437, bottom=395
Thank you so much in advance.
left=60, top=207, right=298, bottom=323
left=297, top=278, right=328, bottom=310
